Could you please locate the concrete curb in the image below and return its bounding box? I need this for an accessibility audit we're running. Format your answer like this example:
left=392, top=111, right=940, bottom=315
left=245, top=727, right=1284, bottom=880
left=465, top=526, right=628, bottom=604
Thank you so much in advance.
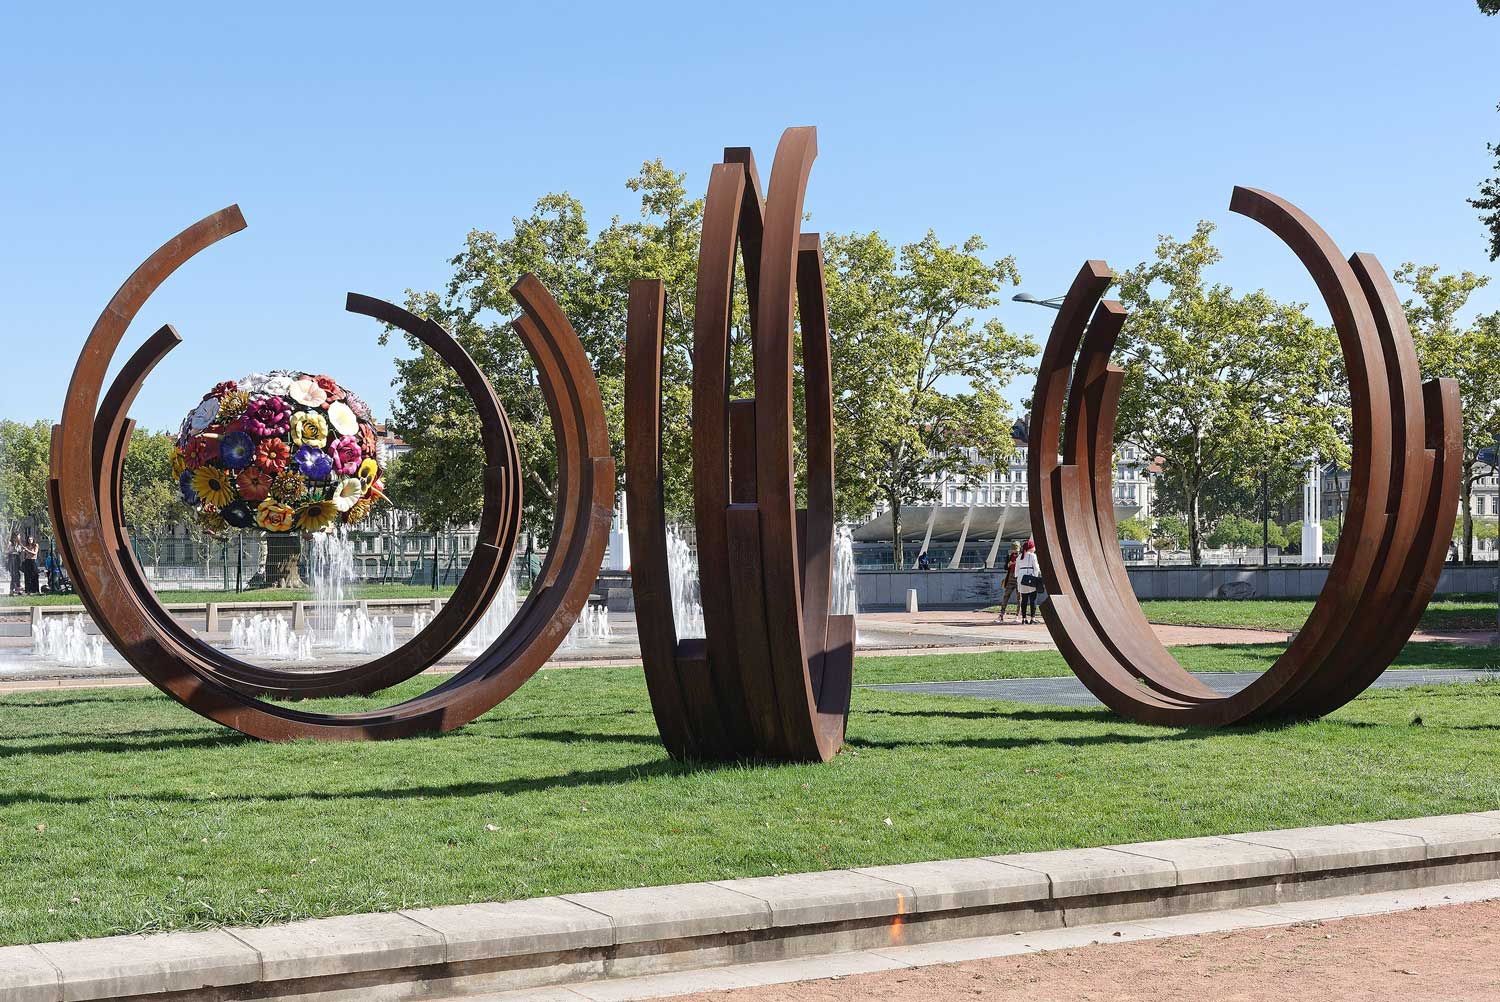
left=5, top=811, right=1500, bottom=1002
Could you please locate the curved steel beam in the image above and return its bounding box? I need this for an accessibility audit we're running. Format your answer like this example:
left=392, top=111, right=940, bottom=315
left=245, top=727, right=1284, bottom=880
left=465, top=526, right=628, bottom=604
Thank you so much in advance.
left=1027, top=188, right=1462, bottom=726
left=52, top=207, right=611, bottom=740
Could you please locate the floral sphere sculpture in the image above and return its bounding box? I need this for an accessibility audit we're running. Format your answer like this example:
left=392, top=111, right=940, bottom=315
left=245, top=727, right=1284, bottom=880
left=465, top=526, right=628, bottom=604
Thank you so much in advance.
left=174, top=372, right=383, bottom=534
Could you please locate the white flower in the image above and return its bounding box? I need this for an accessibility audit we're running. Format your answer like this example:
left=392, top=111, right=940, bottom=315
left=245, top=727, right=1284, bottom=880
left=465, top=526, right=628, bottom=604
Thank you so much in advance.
left=326, top=401, right=358, bottom=437
left=263, top=375, right=293, bottom=397
left=332, top=477, right=365, bottom=512
left=237, top=372, right=271, bottom=393
left=289, top=377, right=328, bottom=409
left=188, top=396, right=220, bottom=432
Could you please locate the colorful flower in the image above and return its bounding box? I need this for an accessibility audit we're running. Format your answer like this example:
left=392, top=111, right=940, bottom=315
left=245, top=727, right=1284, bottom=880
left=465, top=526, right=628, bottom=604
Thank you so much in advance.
left=332, top=477, right=365, bottom=512
left=207, top=380, right=239, bottom=399
left=345, top=390, right=370, bottom=419
left=326, top=400, right=358, bottom=438
left=199, top=508, right=227, bottom=533
left=217, top=390, right=250, bottom=421
left=188, top=395, right=221, bottom=433
left=243, top=395, right=291, bottom=437
left=269, top=469, right=307, bottom=504
left=219, top=430, right=255, bottom=470
left=262, top=374, right=294, bottom=397
left=293, top=445, right=333, bottom=481
left=295, top=499, right=338, bottom=532
left=290, top=410, right=328, bottom=448
left=236, top=465, right=271, bottom=503
left=181, top=434, right=215, bottom=469
left=191, top=464, right=235, bottom=507
left=221, top=500, right=256, bottom=529
left=255, top=499, right=296, bottom=532
left=358, top=422, right=377, bottom=455
left=356, top=457, right=380, bottom=488
left=289, top=377, right=328, bottom=409
left=178, top=469, right=200, bottom=505
left=254, top=436, right=290, bottom=475
left=171, top=449, right=187, bottom=479
left=345, top=497, right=375, bottom=525
left=314, top=375, right=345, bottom=402
left=327, top=435, right=362, bottom=475
left=237, top=372, right=271, bottom=394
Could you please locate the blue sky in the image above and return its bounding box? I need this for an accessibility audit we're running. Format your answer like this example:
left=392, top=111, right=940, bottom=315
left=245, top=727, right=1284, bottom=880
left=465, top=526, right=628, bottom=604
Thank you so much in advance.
left=1, top=1, right=1496, bottom=432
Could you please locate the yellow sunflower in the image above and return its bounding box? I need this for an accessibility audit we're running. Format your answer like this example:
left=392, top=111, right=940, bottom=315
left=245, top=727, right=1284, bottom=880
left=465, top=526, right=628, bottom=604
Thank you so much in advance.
left=171, top=449, right=187, bottom=479
left=295, top=499, right=338, bottom=532
left=345, top=497, right=375, bottom=525
left=191, top=464, right=235, bottom=507
left=217, top=390, right=250, bottom=421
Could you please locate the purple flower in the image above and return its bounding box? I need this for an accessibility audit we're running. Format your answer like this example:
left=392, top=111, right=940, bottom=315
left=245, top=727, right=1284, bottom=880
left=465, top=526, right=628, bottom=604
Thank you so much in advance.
left=219, top=430, right=255, bottom=470
left=178, top=469, right=199, bottom=504
left=294, top=445, right=334, bottom=481
left=221, top=500, right=256, bottom=528
left=243, top=395, right=291, bottom=438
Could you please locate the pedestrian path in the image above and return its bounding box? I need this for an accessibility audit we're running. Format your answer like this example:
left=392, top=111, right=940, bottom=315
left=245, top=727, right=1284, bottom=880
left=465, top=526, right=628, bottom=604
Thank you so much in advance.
left=865, top=666, right=1500, bottom=706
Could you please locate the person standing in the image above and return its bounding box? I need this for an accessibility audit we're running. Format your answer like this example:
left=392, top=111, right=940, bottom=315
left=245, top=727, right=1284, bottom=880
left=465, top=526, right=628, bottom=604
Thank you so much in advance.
left=21, top=534, right=40, bottom=596
left=6, top=531, right=20, bottom=595
left=995, top=541, right=1021, bottom=622
left=1015, top=539, right=1042, bottom=625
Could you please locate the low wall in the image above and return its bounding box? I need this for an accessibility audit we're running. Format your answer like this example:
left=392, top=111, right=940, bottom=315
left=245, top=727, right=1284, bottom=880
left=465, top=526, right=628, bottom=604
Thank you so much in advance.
left=856, top=563, right=1500, bottom=610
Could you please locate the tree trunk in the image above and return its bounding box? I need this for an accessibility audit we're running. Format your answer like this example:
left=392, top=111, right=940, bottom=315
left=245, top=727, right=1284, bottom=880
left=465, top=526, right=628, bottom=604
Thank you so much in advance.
left=1462, top=465, right=1475, bottom=562
left=1188, top=490, right=1202, bottom=566
left=890, top=497, right=903, bottom=570
left=260, top=532, right=304, bottom=588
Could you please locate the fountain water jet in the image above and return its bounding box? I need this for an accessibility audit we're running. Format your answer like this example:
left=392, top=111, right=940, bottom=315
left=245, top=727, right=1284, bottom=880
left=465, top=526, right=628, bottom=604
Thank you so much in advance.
left=31, top=614, right=105, bottom=667
left=665, top=525, right=704, bottom=639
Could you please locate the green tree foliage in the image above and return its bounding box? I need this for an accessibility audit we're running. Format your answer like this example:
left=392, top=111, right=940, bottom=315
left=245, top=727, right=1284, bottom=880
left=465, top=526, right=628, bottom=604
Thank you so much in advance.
left=1151, top=515, right=1189, bottom=552
left=120, top=429, right=180, bottom=566
left=1206, top=514, right=1286, bottom=550
left=1482, top=1, right=1499, bottom=15
left=1475, top=135, right=1500, bottom=263
left=0, top=420, right=53, bottom=538
left=1116, top=516, right=1150, bottom=542
left=1395, top=264, right=1500, bottom=560
left=1114, top=222, right=1344, bottom=565
left=821, top=231, right=1036, bottom=566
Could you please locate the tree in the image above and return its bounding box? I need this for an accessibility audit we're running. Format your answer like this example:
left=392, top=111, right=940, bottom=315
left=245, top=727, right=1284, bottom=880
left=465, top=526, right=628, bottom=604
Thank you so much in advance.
left=0, top=420, right=53, bottom=539
left=1152, top=515, right=1189, bottom=552
left=1472, top=110, right=1500, bottom=263
left=1395, top=264, right=1500, bottom=560
left=120, top=429, right=179, bottom=568
left=1117, top=516, right=1150, bottom=542
left=1114, top=222, right=1345, bottom=564
left=1482, top=0, right=1499, bottom=14
left=821, top=231, right=1036, bottom=567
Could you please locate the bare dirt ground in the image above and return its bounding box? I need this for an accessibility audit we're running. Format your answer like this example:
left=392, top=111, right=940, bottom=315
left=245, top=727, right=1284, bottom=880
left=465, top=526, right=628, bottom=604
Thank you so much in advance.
left=666, top=899, right=1500, bottom=1001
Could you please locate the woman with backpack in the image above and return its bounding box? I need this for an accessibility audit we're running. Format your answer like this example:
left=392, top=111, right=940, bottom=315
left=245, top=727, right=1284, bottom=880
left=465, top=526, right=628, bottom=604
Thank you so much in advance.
left=1015, top=539, right=1043, bottom=625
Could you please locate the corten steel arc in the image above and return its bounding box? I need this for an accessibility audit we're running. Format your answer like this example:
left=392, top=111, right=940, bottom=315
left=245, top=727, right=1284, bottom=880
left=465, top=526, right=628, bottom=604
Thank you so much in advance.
left=86, top=297, right=523, bottom=700
left=49, top=205, right=614, bottom=740
left=1028, top=187, right=1462, bottom=726
left=626, top=126, right=856, bottom=763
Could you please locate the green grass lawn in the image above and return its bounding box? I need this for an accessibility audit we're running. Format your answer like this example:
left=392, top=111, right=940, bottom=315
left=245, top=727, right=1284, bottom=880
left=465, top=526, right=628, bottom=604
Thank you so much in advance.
left=0, top=583, right=460, bottom=608
left=1135, top=594, right=1497, bottom=633
left=4, top=641, right=1500, bottom=947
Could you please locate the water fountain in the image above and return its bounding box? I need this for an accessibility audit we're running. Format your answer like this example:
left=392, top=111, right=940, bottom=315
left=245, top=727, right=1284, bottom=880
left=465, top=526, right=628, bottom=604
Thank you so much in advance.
left=226, top=613, right=314, bottom=661
left=31, top=614, right=106, bottom=667
left=306, top=527, right=357, bottom=647
left=665, top=524, right=704, bottom=639
left=455, top=571, right=520, bottom=655
left=560, top=601, right=613, bottom=650
left=831, top=524, right=859, bottom=617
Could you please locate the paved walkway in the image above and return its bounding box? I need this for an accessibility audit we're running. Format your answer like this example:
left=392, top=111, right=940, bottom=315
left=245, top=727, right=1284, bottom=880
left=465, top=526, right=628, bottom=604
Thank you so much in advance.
left=866, top=667, right=1500, bottom=707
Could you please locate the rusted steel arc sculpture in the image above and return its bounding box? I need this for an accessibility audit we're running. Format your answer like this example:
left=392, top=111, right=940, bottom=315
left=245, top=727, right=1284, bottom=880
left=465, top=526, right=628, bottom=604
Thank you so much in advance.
left=51, top=205, right=612, bottom=740
left=86, top=293, right=523, bottom=700
left=626, top=126, right=855, bottom=763
left=1028, top=187, right=1462, bottom=726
